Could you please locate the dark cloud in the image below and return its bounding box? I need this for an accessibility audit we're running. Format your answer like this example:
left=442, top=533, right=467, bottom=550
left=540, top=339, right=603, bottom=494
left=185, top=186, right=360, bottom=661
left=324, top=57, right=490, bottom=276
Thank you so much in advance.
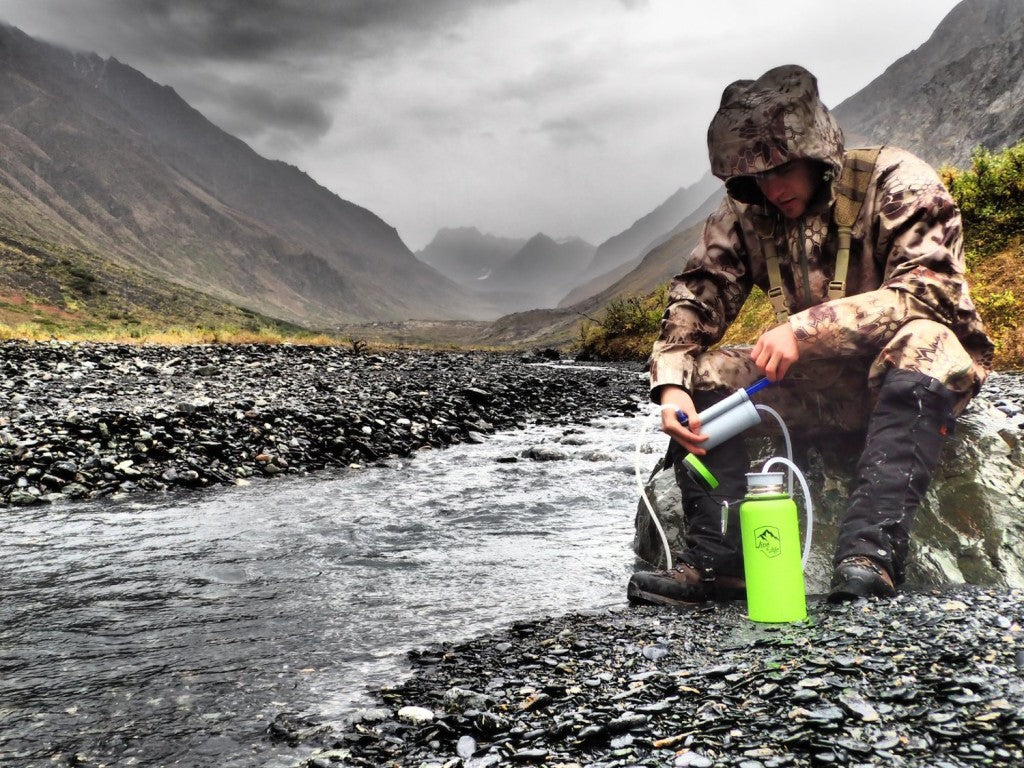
left=100, top=0, right=510, bottom=62
left=195, top=77, right=337, bottom=143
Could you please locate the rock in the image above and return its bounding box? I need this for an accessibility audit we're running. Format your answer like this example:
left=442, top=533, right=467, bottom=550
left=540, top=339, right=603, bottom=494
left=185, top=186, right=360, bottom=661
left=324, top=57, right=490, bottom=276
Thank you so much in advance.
left=397, top=705, right=434, bottom=723
left=632, top=384, right=1024, bottom=592
left=0, top=341, right=644, bottom=507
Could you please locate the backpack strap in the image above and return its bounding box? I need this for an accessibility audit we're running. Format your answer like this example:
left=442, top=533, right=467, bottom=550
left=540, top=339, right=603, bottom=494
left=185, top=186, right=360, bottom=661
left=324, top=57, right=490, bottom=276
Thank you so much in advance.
left=753, top=213, right=789, bottom=324
left=830, top=147, right=882, bottom=301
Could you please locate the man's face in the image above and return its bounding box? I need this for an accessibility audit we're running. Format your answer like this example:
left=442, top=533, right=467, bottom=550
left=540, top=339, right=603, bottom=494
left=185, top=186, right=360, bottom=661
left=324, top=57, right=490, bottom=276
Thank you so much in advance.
left=753, top=159, right=819, bottom=219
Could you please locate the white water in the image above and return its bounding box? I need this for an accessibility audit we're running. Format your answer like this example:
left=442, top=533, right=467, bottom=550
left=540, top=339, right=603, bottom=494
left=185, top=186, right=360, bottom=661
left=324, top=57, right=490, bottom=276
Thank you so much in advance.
left=0, top=412, right=659, bottom=767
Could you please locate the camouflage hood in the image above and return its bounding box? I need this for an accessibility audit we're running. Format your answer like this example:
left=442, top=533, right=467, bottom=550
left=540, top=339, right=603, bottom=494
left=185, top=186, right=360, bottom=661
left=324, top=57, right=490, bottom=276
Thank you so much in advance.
left=708, top=64, right=845, bottom=205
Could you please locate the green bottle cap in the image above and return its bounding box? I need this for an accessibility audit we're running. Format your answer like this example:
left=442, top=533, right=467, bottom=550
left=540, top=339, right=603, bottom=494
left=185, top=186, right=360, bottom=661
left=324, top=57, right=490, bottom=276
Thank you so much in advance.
left=683, top=453, right=719, bottom=489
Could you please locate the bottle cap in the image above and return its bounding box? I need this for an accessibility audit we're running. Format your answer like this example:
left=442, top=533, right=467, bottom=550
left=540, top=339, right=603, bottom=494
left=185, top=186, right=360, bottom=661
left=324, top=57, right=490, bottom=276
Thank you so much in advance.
left=683, top=454, right=719, bottom=490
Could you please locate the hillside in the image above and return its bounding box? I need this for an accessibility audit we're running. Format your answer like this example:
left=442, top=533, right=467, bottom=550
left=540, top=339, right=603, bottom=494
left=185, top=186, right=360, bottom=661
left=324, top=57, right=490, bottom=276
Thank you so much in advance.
left=0, top=23, right=479, bottom=328
left=832, top=0, right=1024, bottom=167
left=488, top=0, right=1024, bottom=349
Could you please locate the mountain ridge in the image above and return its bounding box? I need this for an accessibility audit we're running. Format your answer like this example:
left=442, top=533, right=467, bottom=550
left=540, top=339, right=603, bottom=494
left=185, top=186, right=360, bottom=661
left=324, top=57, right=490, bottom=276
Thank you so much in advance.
left=0, top=22, right=481, bottom=327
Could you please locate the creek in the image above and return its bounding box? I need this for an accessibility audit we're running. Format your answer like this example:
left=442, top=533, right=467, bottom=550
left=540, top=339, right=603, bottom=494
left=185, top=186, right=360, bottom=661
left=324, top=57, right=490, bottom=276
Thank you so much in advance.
left=0, top=412, right=653, bottom=767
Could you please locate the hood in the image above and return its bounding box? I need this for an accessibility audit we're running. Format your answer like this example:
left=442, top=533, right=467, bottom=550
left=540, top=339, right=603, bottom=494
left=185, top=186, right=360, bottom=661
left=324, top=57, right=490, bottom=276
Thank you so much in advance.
left=707, top=64, right=844, bottom=205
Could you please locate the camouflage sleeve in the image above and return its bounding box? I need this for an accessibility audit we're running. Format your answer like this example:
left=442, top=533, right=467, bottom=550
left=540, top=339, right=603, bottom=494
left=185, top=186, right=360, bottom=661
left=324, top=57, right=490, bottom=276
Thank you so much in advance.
left=649, top=198, right=752, bottom=399
left=788, top=154, right=968, bottom=360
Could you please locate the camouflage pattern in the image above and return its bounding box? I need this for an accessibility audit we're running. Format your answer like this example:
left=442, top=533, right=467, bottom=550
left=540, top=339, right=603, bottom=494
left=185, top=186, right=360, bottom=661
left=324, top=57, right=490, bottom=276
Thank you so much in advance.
left=686, top=319, right=978, bottom=437
left=707, top=65, right=844, bottom=205
left=650, top=65, right=994, bottom=405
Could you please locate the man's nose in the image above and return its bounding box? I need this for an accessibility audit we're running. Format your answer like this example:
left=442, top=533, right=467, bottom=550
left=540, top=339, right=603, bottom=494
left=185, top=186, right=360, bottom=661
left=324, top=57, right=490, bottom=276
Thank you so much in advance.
left=756, top=176, right=785, bottom=199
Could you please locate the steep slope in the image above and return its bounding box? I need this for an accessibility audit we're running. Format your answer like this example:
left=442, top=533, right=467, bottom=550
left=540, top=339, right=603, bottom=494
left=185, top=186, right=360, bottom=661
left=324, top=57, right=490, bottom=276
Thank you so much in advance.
left=832, top=0, right=1024, bottom=166
left=488, top=0, right=1024, bottom=348
left=0, top=23, right=478, bottom=326
left=585, top=172, right=721, bottom=279
left=559, top=184, right=723, bottom=308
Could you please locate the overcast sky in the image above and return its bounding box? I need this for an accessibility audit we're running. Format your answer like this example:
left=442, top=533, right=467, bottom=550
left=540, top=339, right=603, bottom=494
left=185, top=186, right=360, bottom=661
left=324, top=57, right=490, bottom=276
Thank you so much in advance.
left=0, top=0, right=962, bottom=251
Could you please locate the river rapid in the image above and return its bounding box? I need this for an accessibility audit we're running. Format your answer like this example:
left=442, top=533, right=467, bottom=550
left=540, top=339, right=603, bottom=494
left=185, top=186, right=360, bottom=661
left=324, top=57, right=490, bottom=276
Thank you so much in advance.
left=0, top=411, right=657, bottom=767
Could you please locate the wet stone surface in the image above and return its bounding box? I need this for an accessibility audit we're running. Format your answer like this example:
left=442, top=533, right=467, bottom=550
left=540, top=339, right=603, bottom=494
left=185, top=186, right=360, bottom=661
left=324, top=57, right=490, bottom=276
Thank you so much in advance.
left=0, top=340, right=644, bottom=506
left=282, top=587, right=1024, bottom=768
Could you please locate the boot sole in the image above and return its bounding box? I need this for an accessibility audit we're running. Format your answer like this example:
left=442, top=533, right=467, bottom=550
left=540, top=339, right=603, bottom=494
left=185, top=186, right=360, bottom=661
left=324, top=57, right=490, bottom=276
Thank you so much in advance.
left=627, top=580, right=745, bottom=607
left=827, top=576, right=896, bottom=603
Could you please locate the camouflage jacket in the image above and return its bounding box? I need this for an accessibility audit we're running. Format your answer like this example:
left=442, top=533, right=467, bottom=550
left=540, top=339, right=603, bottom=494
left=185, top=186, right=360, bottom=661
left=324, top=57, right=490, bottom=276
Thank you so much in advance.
left=650, top=65, right=993, bottom=398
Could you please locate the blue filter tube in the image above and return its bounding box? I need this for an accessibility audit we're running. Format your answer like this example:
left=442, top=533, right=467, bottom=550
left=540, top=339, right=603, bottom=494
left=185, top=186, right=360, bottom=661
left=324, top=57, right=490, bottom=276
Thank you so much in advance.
left=676, top=378, right=771, bottom=444
left=676, top=378, right=772, bottom=489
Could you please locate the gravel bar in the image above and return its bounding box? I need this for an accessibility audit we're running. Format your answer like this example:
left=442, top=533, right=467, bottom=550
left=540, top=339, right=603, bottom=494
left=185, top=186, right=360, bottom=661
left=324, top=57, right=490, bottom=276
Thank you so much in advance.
left=0, top=340, right=645, bottom=506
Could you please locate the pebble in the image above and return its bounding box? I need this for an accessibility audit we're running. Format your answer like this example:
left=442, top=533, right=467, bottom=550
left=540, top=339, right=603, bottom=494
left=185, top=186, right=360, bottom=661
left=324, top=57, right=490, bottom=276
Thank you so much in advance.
left=287, top=588, right=1024, bottom=767
left=0, top=341, right=645, bottom=506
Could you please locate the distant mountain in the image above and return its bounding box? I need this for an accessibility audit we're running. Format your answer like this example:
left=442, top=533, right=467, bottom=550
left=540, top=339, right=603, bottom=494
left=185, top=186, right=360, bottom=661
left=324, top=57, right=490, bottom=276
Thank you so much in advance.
left=415, top=227, right=526, bottom=287
left=832, top=0, right=1024, bottom=167
left=481, top=234, right=595, bottom=310
left=558, top=184, right=723, bottom=308
left=0, top=23, right=479, bottom=327
left=585, top=173, right=722, bottom=280
left=483, top=0, right=1024, bottom=347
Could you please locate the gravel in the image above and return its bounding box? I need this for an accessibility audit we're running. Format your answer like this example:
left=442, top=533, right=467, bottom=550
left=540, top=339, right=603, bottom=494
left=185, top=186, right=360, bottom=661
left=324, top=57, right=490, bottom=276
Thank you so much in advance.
left=4, top=339, right=1022, bottom=767
left=0, top=340, right=645, bottom=506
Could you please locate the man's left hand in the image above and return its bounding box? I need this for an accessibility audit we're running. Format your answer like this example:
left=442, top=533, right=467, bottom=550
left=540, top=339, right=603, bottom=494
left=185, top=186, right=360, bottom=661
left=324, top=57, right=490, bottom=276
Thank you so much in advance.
left=751, top=322, right=799, bottom=381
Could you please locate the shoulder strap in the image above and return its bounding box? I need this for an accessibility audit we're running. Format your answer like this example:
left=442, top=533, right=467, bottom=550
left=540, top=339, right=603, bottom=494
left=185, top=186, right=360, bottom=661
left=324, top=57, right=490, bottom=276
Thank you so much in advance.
left=830, top=147, right=882, bottom=301
left=753, top=213, right=789, bottom=324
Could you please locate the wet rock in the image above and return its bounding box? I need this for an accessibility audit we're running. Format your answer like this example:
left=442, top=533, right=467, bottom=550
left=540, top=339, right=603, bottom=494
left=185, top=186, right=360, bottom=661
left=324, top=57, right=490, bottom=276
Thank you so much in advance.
left=286, top=586, right=1024, bottom=767
left=0, top=341, right=643, bottom=507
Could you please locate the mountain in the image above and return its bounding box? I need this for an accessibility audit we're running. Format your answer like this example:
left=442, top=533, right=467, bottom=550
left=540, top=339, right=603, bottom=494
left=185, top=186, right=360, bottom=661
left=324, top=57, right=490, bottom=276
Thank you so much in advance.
left=558, top=184, right=724, bottom=308
left=832, top=0, right=1024, bottom=167
left=486, top=0, right=1024, bottom=347
left=585, top=172, right=722, bottom=280
left=415, top=227, right=526, bottom=287
left=480, top=234, right=595, bottom=310
left=0, top=22, right=479, bottom=327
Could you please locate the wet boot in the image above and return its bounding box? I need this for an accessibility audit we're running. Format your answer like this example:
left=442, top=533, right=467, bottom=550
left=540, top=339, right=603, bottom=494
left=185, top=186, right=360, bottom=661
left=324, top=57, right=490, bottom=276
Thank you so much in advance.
left=828, top=369, right=957, bottom=602
left=628, top=390, right=750, bottom=606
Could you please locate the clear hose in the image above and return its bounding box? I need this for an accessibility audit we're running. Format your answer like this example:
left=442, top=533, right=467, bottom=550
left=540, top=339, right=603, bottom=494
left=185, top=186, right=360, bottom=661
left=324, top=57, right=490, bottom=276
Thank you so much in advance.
left=759, top=455, right=814, bottom=569
left=635, top=406, right=675, bottom=570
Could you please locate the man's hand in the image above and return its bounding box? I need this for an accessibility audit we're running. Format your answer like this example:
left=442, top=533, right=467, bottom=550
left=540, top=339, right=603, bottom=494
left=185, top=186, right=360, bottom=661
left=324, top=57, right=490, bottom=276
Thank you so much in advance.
left=751, top=322, right=799, bottom=381
left=658, top=385, right=710, bottom=455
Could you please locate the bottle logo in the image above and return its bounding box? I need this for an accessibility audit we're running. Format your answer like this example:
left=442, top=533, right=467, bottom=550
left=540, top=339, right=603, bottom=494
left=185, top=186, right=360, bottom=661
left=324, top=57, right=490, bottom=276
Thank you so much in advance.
left=754, top=526, right=782, bottom=558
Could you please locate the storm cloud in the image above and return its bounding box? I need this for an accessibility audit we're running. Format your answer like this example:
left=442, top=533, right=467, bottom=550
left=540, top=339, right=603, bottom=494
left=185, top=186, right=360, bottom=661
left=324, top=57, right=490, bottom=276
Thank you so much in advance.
left=0, top=0, right=962, bottom=251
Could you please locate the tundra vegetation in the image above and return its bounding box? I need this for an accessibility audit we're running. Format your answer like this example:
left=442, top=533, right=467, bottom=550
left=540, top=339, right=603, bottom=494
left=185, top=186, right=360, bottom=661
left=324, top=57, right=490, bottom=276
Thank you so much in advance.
left=576, top=141, right=1024, bottom=370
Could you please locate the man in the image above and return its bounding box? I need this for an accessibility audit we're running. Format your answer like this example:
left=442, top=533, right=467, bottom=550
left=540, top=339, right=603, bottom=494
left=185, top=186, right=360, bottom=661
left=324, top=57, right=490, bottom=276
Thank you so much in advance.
left=627, top=64, right=993, bottom=606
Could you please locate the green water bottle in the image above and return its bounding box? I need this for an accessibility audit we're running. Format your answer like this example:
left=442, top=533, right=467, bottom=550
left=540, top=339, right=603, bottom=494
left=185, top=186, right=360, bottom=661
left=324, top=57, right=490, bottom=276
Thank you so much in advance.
left=740, top=471, right=807, bottom=623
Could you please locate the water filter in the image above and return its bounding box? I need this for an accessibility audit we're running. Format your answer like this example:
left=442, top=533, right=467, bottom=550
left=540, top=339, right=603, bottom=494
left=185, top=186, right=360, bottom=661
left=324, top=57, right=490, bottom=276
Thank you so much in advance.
left=677, top=379, right=768, bottom=489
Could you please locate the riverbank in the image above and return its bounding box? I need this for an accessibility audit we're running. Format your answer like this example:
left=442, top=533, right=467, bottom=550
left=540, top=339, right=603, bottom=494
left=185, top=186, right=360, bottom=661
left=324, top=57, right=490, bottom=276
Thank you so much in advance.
left=280, top=588, right=1024, bottom=768
left=0, top=340, right=645, bottom=506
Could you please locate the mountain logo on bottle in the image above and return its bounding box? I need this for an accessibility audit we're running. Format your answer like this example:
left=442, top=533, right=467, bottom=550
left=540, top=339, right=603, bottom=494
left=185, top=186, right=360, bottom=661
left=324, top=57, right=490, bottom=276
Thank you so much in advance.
left=754, top=526, right=782, bottom=558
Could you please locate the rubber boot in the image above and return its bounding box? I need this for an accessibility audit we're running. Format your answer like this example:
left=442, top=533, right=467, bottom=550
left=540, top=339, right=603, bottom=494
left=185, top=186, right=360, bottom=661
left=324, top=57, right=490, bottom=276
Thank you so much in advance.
left=628, top=389, right=751, bottom=605
left=828, top=369, right=957, bottom=602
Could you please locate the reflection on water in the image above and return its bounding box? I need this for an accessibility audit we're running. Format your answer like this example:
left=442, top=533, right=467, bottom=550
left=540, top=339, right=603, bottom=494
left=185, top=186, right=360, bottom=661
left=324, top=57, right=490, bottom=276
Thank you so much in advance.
left=0, top=412, right=657, bottom=767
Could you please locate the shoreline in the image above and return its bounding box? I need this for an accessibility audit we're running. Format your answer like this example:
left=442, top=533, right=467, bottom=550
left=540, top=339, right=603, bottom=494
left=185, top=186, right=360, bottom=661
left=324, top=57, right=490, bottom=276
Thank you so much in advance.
left=282, top=587, right=1024, bottom=768
left=0, top=340, right=646, bottom=507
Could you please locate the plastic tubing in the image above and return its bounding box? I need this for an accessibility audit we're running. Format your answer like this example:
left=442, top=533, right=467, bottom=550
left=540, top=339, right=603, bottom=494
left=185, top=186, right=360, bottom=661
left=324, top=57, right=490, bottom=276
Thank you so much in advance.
left=759, top=455, right=814, bottom=569
left=635, top=405, right=676, bottom=569
left=754, top=404, right=794, bottom=497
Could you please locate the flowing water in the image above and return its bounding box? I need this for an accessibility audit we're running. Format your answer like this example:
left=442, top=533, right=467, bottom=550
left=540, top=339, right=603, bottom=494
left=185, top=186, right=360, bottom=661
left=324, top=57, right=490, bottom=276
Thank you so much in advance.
left=0, top=411, right=660, bottom=767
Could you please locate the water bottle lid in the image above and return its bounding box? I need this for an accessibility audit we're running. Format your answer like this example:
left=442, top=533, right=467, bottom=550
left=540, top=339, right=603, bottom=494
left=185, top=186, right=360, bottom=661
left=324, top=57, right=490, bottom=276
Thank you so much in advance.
left=683, top=454, right=719, bottom=490
left=746, top=471, right=785, bottom=493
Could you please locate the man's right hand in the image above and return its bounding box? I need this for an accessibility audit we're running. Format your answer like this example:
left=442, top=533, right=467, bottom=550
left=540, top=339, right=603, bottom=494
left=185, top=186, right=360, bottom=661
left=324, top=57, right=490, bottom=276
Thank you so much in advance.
left=658, top=385, right=709, bottom=455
